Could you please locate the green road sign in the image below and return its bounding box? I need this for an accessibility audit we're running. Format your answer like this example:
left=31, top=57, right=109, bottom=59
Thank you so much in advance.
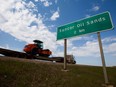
left=57, top=11, right=114, bottom=40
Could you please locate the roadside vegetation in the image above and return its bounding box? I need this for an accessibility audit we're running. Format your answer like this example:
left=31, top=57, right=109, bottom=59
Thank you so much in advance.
left=0, top=57, right=116, bottom=87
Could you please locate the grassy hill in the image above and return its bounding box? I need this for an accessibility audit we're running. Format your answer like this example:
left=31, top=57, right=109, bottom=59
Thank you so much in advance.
left=0, top=56, right=116, bottom=87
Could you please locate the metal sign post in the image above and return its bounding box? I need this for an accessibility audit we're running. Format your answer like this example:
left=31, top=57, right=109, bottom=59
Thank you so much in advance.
left=57, top=11, right=114, bottom=85
left=64, top=39, right=67, bottom=70
left=97, top=32, right=109, bottom=84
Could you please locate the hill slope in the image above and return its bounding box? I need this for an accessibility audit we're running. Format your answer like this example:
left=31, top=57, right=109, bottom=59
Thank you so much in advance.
left=0, top=56, right=116, bottom=87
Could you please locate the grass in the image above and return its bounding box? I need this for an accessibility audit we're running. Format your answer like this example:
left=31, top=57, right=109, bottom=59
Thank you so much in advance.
left=0, top=57, right=116, bottom=87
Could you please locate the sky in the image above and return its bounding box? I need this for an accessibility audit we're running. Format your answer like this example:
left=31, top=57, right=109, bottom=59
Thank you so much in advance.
left=0, top=0, right=116, bottom=66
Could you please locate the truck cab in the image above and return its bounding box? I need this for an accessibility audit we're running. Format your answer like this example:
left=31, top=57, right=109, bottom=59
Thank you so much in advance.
left=66, top=55, right=76, bottom=64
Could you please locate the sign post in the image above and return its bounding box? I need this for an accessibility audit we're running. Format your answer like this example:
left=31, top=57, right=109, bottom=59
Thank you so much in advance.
left=97, top=32, right=109, bottom=84
left=64, top=39, right=67, bottom=70
left=57, top=11, right=114, bottom=84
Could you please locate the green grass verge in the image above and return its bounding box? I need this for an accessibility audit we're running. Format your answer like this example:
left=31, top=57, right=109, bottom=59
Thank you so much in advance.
left=0, top=58, right=116, bottom=87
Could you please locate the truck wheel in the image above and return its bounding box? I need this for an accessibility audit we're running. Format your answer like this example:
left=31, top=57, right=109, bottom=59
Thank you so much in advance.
left=73, top=61, right=76, bottom=64
left=31, top=48, right=38, bottom=55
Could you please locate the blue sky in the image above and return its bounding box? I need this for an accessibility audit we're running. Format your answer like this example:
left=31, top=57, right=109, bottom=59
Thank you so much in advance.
left=0, top=0, right=116, bottom=66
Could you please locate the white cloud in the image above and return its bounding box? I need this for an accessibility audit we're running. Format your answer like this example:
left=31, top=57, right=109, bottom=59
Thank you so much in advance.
left=0, top=14, right=7, bottom=23
left=35, top=0, right=39, bottom=2
left=50, top=8, right=60, bottom=21
left=92, top=5, right=100, bottom=11
left=0, top=46, right=5, bottom=49
left=35, top=0, right=53, bottom=7
left=85, top=14, right=90, bottom=18
left=103, top=37, right=116, bottom=54
left=69, top=40, right=100, bottom=57
left=0, top=44, right=10, bottom=49
left=55, top=0, right=58, bottom=4
left=107, top=43, right=116, bottom=53
left=27, top=1, right=36, bottom=8
left=66, top=36, right=116, bottom=59
left=88, top=5, right=100, bottom=12
left=44, top=1, right=52, bottom=7
left=102, top=37, right=116, bottom=43
left=40, top=0, right=52, bottom=7
left=0, top=0, right=60, bottom=54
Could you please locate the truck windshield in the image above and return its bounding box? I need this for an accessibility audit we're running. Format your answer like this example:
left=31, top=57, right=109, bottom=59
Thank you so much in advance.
left=39, top=43, right=43, bottom=49
left=33, top=40, right=43, bottom=49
